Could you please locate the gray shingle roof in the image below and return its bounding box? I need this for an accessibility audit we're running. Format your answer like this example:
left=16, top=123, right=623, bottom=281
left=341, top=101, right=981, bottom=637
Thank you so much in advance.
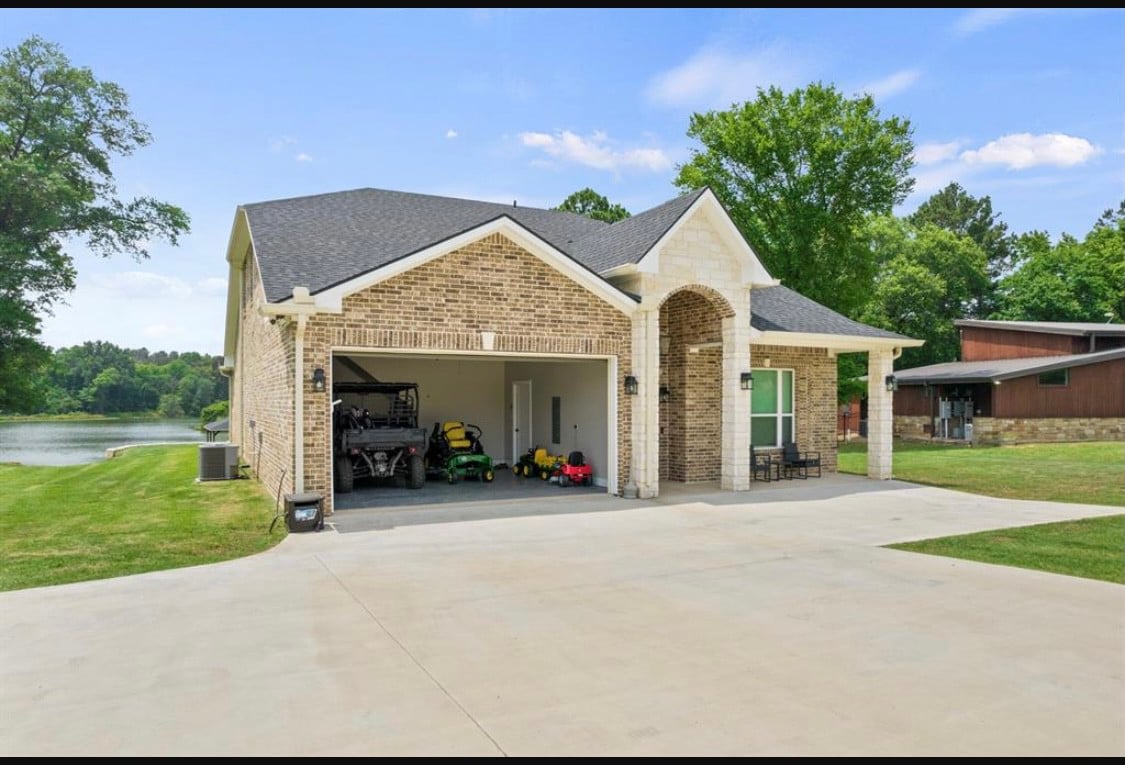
left=954, top=319, right=1125, bottom=336
left=567, top=188, right=708, bottom=273
left=751, top=285, right=911, bottom=340
left=895, top=347, right=1125, bottom=384
left=243, top=188, right=607, bottom=302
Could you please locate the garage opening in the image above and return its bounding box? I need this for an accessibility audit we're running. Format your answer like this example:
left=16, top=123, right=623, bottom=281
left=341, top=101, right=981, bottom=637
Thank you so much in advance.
left=331, top=351, right=614, bottom=510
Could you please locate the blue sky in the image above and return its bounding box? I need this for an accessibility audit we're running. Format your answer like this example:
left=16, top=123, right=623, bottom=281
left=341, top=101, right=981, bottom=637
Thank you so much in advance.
left=3, top=8, right=1121, bottom=354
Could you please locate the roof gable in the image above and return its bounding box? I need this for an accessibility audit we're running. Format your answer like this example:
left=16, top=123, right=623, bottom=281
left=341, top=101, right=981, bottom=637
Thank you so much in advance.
left=310, top=216, right=639, bottom=315
left=243, top=187, right=605, bottom=303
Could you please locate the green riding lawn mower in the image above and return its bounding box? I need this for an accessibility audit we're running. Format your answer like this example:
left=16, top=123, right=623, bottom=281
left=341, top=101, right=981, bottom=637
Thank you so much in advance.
left=425, top=421, right=495, bottom=484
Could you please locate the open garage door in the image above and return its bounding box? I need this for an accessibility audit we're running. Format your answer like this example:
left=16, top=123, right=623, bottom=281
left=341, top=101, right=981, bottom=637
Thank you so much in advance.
left=330, top=350, right=615, bottom=510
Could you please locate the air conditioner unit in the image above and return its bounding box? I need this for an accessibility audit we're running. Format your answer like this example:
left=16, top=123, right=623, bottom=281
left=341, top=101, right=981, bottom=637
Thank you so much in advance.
left=199, top=443, right=240, bottom=481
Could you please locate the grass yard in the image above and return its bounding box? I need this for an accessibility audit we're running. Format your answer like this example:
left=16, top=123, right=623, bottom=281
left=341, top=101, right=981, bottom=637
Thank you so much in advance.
left=0, top=445, right=283, bottom=592
left=839, top=440, right=1124, bottom=507
left=890, top=515, right=1125, bottom=584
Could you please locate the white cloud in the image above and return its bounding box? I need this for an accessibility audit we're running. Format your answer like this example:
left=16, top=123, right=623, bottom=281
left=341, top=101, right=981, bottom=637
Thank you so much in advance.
left=953, top=8, right=1031, bottom=36
left=294, top=152, right=313, bottom=162
left=268, top=136, right=297, bottom=153
left=91, top=271, right=193, bottom=300
left=646, top=45, right=807, bottom=109
left=860, top=68, right=921, bottom=100
left=197, top=277, right=228, bottom=295
left=914, top=141, right=963, bottom=166
left=445, top=128, right=458, bottom=139
left=518, top=130, right=672, bottom=173
left=960, top=133, right=1101, bottom=170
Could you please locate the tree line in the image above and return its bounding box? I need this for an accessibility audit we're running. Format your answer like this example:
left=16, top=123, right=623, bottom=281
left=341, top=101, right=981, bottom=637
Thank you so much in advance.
left=13, top=341, right=228, bottom=420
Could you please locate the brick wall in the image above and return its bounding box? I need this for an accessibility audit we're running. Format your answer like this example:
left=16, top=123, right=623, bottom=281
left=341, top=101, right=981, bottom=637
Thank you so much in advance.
left=231, top=250, right=295, bottom=500
left=973, top=417, right=1125, bottom=445
left=750, top=345, right=838, bottom=472
left=894, top=415, right=931, bottom=440
left=660, top=290, right=723, bottom=481
left=300, top=233, right=633, bottom=512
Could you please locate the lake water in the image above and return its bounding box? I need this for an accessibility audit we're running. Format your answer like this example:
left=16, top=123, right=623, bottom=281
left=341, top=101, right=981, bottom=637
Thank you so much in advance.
left=0, top=419, right=205, bottom=466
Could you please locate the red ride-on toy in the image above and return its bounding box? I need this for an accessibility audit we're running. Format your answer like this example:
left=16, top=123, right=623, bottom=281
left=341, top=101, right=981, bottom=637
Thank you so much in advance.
left=558, top=451, right=592, bottom=487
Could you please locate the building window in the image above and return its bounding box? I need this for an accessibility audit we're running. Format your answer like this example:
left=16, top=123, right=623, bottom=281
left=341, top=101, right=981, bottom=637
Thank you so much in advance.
left=1038, top=368, right=1069, bottom=387
left=551, top=396, right=561, bottom=444
left=751, top=368, right=794, bottom=447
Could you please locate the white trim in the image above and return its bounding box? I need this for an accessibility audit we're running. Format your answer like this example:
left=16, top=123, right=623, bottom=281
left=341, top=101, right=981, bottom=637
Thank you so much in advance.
left=511, top=379, right=532, bottom=463
left=308, top=216, right=638, bottom=315
left=607, top=353, right=618, bottom=495
left=222, top=209, right=252, bottom=366
left=753, top=330, right=923, bottom=352
left=328, top=347, right=619, bottom=497
left=637, top=189, right=777, bottom=286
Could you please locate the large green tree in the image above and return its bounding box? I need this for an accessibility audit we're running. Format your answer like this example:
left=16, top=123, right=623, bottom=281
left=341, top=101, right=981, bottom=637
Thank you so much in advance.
left=0, top=36, right=189, bottom=410
left=675, top=83, right=914, bottom=316
left=908, top=182, right=1014, bottom=314
left=860, top=217, right=989, bottom=367
left=553, top=187, right=631, bottom=223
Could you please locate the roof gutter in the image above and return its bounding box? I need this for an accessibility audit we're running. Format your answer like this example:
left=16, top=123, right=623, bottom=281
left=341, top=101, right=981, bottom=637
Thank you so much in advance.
left=258, top=287, right=319, bottom=493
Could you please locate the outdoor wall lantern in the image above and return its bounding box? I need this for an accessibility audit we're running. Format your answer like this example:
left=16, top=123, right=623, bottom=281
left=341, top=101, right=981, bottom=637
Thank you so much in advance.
left=885, top=374, right=898, bottom=392
left=624, top=375, right=638, bottom=395
left=312, top=367, right=326, bottom=392
left=659, top=386, right=670, bottom=403
left=659, top=334, right=671, bottom=355
left=740, top=372, right=753, bottom=391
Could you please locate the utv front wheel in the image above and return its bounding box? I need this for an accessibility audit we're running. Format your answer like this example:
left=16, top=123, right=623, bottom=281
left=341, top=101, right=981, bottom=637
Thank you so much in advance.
left=335, top=456, right=354, bottom=493
left=408, top=454, right=425, bottom=489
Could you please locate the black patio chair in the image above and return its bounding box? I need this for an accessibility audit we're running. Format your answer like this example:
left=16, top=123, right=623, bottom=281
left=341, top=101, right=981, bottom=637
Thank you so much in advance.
left=751, top=444, right=778, bottom=482
left=781, top=442, right=822, bottom=479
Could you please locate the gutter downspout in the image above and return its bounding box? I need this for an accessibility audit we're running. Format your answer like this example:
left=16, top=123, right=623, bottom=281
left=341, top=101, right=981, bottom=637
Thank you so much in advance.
left=295, top=313, right=307, bottom=493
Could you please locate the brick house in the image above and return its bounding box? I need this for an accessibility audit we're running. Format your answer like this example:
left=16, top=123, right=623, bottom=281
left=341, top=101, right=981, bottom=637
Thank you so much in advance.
left=893, top=319, right=1125, bottom=444
left=222, top=187, right=919, bottom=513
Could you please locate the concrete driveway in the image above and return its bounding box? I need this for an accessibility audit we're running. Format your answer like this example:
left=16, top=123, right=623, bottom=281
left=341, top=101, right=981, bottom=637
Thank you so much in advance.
left=2, top=477, right=1122, bottom=756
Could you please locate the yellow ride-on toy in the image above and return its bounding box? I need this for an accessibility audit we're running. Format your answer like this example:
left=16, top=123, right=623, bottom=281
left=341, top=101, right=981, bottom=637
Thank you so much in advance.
left=513, top=446, right=565, bottom=480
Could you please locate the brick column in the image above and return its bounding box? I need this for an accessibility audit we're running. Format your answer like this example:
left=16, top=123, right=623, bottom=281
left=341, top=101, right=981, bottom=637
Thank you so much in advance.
left=631, top=304, right=660, bottom=498
left=721, top=304, right=752, bottom=490
left=867, top=349, right=894, bottom=479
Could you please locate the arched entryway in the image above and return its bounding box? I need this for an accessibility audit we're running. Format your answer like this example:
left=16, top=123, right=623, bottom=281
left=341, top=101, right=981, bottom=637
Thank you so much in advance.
left=658, top=286, right=736, bottom=483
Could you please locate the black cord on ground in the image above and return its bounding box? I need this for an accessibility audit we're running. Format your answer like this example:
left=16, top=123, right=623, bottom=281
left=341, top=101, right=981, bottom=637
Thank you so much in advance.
left=268, top=469, right=288, bottom=534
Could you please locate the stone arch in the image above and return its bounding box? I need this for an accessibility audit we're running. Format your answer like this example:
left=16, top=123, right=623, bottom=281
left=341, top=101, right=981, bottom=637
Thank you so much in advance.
left=657, top=283, right=736, bottom=319
left=658, top=285, right=732, bottom=482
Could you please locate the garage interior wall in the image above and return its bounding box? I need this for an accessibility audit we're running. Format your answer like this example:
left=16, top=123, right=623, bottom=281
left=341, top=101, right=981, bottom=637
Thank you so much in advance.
left=505, top=360, right=608, bottom=486
left=334, top=356, right=507, bottom=452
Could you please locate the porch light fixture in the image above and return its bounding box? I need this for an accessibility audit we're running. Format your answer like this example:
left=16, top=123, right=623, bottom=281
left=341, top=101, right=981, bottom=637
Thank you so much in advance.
left=659, top=334, right=671, bottom=355
left=659, top=385, right=670, bottom=403
left=312, top=367, right=326, bottom=392
left=885, top=374, right=898, bottom=392
left=624, top=375, right=638, bottom=395
left=740, top=372, right=753, bottom=391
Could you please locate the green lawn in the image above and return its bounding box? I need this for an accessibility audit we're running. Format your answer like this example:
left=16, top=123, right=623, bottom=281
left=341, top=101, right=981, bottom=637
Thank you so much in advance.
left=839, top=440, right=1124, bottom=507
left=0, top=445, right=284, bottom=591
left=890, top=515, right=1125, bottom=584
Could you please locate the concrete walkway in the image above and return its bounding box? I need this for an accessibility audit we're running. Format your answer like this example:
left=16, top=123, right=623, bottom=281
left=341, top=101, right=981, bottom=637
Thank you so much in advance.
left=2, top=478, right=1122, bottom=756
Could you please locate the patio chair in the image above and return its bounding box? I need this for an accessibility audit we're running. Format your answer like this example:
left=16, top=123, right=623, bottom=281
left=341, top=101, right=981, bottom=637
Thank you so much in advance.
left=781, top=442, right=822, bottom=479
left=750, top=444, right=779, bottom=482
